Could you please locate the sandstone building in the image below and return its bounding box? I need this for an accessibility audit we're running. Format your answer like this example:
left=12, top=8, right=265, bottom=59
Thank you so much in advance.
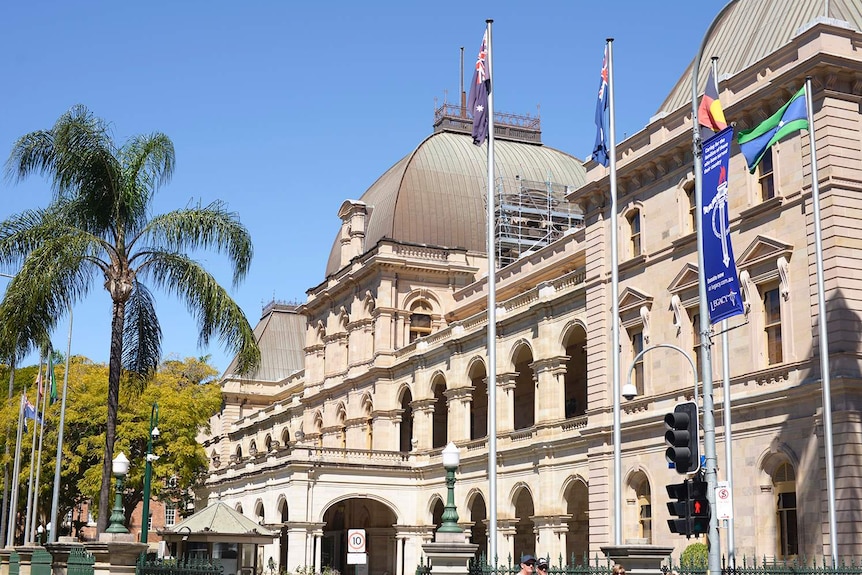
left=199, top=2, right=862, bottom=573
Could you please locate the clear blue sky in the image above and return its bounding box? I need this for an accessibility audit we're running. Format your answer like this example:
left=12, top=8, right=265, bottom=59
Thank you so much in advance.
left=0, top=1, right=724, bottom=374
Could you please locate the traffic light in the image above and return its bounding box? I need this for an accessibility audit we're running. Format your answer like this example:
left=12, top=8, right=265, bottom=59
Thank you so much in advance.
left=688, top=479, right=711, bottom=536
left=664, top=400, right=700, bottom=474
left=666, top=481, right=690, bottom=536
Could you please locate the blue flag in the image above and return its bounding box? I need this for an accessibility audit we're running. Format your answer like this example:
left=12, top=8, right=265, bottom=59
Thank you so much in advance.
left=702, top=127, right=744, bottom=324
left=592, top=45, right=610, bottom=167
left=24, top=398, right=42, bottom=424
left=467, top=30, right=490, bottom=146
left=737, top=86, right=807, bottom=173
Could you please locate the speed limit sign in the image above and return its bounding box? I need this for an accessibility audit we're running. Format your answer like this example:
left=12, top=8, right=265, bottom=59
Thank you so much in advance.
left=348, top=529, right=366, bottom=553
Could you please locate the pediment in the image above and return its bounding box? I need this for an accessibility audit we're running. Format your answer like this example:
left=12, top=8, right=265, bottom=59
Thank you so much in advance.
left=667, top=262, right=700, bottom=295
left=736, top=235, right=793, bottom=270
left=618, top=286, right=654, bottom=315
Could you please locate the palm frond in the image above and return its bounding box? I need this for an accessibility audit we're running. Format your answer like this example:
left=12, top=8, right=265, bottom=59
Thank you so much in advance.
left=122, top=280, right=162, bottom=385
left=140, top=251, right=260, bottom=375
left=137, top=201, right=253, bottom=286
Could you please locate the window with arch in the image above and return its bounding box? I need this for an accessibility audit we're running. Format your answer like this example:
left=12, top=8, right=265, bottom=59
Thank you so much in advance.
left=563, top=325, right=588, bottom=418
left=635, top=478, right=652, bottom=543
left=774, top=462, right=798, bottom=557
left=431, top=376, right=448, bottom=449
left=337, top=405, right=347, bottom=449
left=627, top=209, right=642, bottom=258
left=399, top=388, right=414, bottom=453
left=249, top=440, right=258, bottom=456
left=512, top=345, right=536, bottom=430
left=235, top=445, right=243, bottom=460
left=264, top=435, right=272, bottom=452
left=314, top=412, right=323, bottom=448
left=469, top=361, right=488, bottom=440
left=281, top=428, right=291, bottom=446
left=361, top=395, right=374, bottom=450
left=409, top=300, right=433, bottom=343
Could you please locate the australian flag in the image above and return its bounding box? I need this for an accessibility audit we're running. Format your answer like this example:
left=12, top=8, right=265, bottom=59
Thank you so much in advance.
left=24, top=398, right=41, bottom=424
left=593, top=44, right=610, bottom=166
left=468, top=29, right=490, bottom=146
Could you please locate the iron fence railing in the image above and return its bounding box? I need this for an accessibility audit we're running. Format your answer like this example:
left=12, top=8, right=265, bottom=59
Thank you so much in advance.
left=136, top=553, right=224, bottom=575
left=416, top=555, right=862, bottom=575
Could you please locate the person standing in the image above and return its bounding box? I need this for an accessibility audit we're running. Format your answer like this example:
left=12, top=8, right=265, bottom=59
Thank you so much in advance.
left=537, top=557, right=549, bottom=575
left=518, top=555, right=537, bottom=575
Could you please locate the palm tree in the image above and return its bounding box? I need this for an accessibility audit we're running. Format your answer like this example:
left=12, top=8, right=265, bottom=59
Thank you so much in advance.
left=1, top=105, right=260, bottom=533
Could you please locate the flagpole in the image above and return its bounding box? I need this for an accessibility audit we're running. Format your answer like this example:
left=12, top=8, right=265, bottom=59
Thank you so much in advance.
left=690, top=3, right=737, bottom=572
left=49, top=309, right=73, bottom=543
left=483, top=17, right=498, bottom=563
left=604, top=37, right=622, bottom=547
left=805, top=75, right=837, bottom=563
left=24, top=362, right=42, bottom=543
left=0, top=358, right=15, bottom=546
left=30, top=353, right=51, bottom=543
left=710, top=54, right=737, bottom=566
left=6, top=393, right=25, bottom=547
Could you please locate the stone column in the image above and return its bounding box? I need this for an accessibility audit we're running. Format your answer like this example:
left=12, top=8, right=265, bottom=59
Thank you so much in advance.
left=531, top=359, right=567, bottom=424
left=496, top=374, right=518, bottom=433
left=313, top=531, right=323, bottom=572
left=533, top=516, right=569, bottom=565
left=601, top=545, right=674, bottom=575
left=411, top=400, right=435, bottom=451
left=0, top=548, right=12, bottom=575
left=497, top=521, right=518, bottom=565
left=86, top=535, right=148, bottom=575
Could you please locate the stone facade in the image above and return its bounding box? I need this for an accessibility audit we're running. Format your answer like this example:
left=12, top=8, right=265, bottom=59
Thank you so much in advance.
left=199, top=12, right=862, bottom=575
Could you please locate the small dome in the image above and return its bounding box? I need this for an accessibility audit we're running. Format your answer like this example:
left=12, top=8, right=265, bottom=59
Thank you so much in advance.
left=326, top=129, right=586, bottom=277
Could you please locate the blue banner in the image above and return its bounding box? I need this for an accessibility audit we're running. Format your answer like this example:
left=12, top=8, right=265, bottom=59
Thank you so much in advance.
left=701, top=127, right=744, bottom=324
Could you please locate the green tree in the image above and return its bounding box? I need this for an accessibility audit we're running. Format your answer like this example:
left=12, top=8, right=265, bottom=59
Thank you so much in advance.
left=0, top=355, right=223, bottom=539
left=680, top=541, right=708, bottom=570
left=1, top=105, right=260, bottom=532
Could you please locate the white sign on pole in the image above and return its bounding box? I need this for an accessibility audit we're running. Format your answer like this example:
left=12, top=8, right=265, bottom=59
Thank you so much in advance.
left=347, top=553, right=367, bottom=565
left=715, top=480, right=733, bottom=520
left=348, top=529, right=367, bottom=553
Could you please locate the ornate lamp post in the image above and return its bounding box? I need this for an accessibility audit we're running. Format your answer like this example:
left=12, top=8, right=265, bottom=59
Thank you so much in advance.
left=141, top=402, right=160, bottom=543
left=106, top=452, right=131, bottom=533
left=438, top=442, right=462, bottom=533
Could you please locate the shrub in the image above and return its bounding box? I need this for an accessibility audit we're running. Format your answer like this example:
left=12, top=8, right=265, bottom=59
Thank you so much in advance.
left=680, top=542, right=707, bottom=569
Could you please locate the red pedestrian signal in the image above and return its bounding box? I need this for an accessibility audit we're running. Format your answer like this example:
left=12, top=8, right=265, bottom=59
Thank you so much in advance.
left=688, top=479, right=711, bottom=536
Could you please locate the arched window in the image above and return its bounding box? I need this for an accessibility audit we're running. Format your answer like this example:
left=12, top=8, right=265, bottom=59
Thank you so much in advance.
left=635, top=478, right=652, bottom=543
left=431, top=376, right=448, bottom=449
left=469, top=362, right=488, bottom=440
left=399, top=388, right=414, bottom=453
left=337, top=404, right=347, bottom=449
left=362, top=395, right=374, bottom=450
left=281, top=428, right=291, bottom=446
left=774, top=462, right=798, bottom=557
left=513, top=345, right=535, bottom=430
left=563, top=326, right=588, bottom=418
left=409, top=301, right=433, bottom=343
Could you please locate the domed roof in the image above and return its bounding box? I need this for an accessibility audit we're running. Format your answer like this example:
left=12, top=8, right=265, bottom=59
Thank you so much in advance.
left=659, top=0, right=862, bottom=115
left=325, top=130, right=586, bottom=276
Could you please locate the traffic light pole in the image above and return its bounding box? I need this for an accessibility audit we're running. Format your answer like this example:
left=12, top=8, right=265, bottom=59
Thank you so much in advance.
left=690, top=3, right=738, bottom=573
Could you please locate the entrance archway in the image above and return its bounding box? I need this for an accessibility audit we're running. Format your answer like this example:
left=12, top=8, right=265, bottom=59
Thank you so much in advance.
left=321, top=498, right=398, bottom=575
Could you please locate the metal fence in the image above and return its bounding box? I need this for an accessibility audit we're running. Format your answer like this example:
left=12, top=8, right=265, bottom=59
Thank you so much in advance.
left=416, top=556, right=862, bottom=575
left=136, top=553, right=224, bottom=575
left=667, top=556, right=862, bottom=575
left=67, top=546, right=95, bottom=575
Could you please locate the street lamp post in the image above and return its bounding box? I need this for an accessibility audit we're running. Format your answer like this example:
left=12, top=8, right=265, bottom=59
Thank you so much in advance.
left=438, top=442, right=462, bottom=533
left=141, top=402, right=160, bottom=544
left=106, top=452, right=131, bottom=533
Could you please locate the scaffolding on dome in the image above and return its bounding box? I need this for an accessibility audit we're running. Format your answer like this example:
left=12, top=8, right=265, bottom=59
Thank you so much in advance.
left=494, top=176, right=584, bottom=268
